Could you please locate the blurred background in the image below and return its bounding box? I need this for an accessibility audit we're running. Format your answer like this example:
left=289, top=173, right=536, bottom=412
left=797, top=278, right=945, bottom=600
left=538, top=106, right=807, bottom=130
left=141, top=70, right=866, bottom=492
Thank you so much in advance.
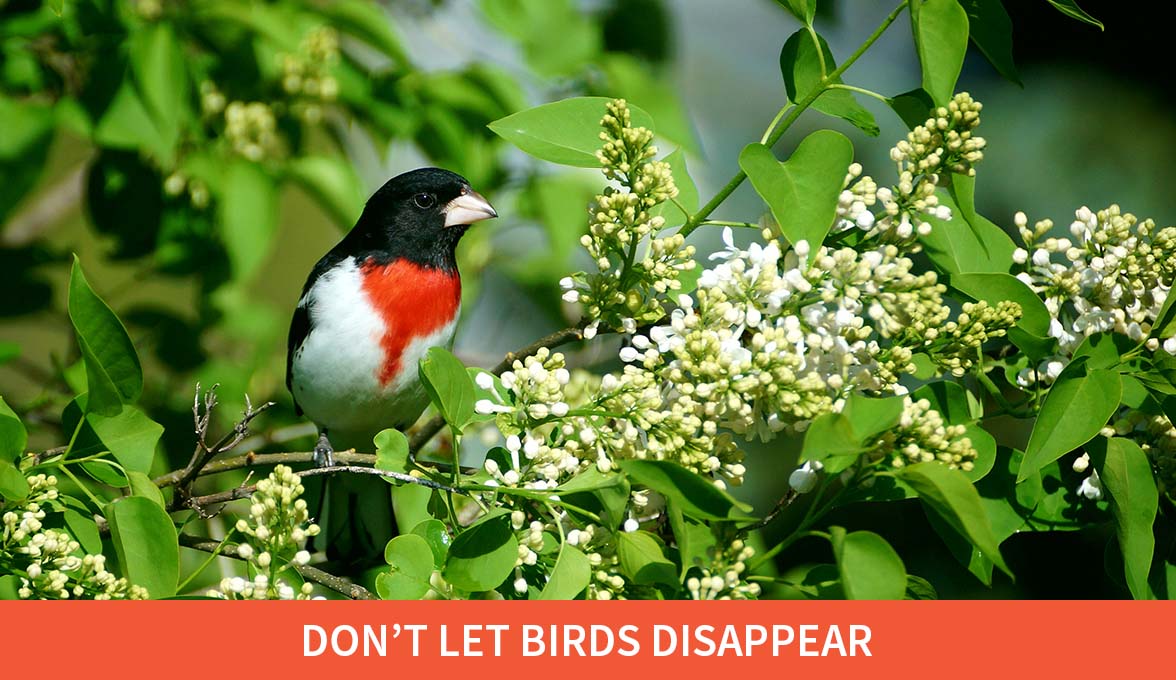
left=1, top=0, right=1169, bottom=597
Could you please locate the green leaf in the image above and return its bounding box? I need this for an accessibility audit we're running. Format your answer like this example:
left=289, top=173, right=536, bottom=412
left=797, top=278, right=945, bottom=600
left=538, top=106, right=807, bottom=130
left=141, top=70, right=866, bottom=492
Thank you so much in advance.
left=68, top=256, right=143, bottom=415
left=616, top=531, right=677, bottom=587
left=374, top=428, right=409, bottom=481
left=285, top=156, right=366, bottom=229
left=667, top=502, right=717, bottom=576
left=949, top=272, right=1051, bottom=336
left=538, top=543, right=591, bottom=599
left=739, top=132, right=854, bottom=258
left=377, top=534, right=435, bottom=600
left=557, top=467, right=631, bottom=529
left=316, top=0, right=408, bottom=64
left=1046, top=0, right=1103, bottom=29
left=897, top=462, right=1011, bottom=577
left=63, top=508, right=103, bottom=555
left=1091, top=437, right=1158, bottom=600
left=418, top=347, right=476, bottom=432
left=106, top=496, right=178, bottom=598
left=127, top=470, right=165, bottom=507
left=0, top=458, right=28, bottom=501
left=442, top=515, right=518, bottom=592
left=887, top=88, right=935, bottom=130
left=777, top=0, right=816, bottom=24
left=961, top=424, right=998, bottom=482
left=618, top=460, right=751, bottom=521
left=93, top=78, right=172, bottom=161
left=1071, top=333, right=1139, bottom=371
left=86, top=405, right=162, bottom=474
left=830, top=528, right=907, bottom=600
left=0, top=341, right=19, bottom=365
left=410, top=519, right=451, bottom=568
left=911, top=381, right=980, bottom=425
left=799, top=413, right=864, bottom=474
left=919, top=185, right=1016, bottom=274
left=488, top=97, right=654, bottom=167
left=779, top=30, right=879, bottom=136
left=958, top=0, right=1021, bottom=84
left=648, top=148, right=699, bottom=227
left=0, top=396, right=28, bottom=463
left=1018, top=365, right=1122, bottom=482
left=220, top=160, right=278, bottom=281
left=129, top=24, right=187, bottom=159
left=911, top=0, right=970, bottom=106
left=841, top=392, right=906, bottom=441
left=0, top=96, right=53, bottom=224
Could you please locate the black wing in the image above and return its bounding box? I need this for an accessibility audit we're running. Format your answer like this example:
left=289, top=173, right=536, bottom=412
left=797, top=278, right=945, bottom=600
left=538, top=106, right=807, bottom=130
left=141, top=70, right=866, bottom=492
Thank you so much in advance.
left=286, top=301, right=311, bottom=416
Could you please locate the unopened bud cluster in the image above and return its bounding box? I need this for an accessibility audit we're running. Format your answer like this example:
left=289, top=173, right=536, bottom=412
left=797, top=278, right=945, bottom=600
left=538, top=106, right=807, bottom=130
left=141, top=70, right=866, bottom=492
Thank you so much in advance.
left=209, top=465, right=321, bottom=600
left=1, top=473, right=146, bottom=599
left=870, top=397, right=977, bottom=470
left=685, top=539, right=760, bottom=600
left=562, top=99, right=696, bottom=337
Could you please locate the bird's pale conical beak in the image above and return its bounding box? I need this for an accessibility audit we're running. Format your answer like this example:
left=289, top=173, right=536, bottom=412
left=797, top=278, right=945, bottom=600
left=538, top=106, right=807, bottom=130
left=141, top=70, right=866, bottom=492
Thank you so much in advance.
left=443, top=190, right=497, bottom=228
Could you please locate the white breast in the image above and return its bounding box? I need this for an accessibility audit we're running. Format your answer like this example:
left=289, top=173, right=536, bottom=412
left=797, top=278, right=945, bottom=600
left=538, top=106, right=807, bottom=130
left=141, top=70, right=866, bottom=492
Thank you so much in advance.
left=290, top=257, right=456, bottom=440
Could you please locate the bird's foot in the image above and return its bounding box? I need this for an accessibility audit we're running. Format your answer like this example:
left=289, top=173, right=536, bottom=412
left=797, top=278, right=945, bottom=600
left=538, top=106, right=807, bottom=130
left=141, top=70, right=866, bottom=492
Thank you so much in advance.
left=313, top=432, right=336, bottom=468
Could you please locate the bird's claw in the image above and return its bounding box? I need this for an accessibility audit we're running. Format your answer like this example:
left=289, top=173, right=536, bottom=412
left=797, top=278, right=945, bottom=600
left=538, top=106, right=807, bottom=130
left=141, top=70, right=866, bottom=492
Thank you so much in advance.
left=313, top=432, right=336, bottom=468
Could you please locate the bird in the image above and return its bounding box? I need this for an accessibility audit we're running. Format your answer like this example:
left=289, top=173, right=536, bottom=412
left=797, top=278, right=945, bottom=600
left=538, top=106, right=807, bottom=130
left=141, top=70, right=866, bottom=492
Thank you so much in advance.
left=286, top=167, right=496, bottom=562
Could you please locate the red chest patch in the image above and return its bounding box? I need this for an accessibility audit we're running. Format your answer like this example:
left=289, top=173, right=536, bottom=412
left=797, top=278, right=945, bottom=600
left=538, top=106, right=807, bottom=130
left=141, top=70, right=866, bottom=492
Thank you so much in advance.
left=359, top=258, right=461, bottom=386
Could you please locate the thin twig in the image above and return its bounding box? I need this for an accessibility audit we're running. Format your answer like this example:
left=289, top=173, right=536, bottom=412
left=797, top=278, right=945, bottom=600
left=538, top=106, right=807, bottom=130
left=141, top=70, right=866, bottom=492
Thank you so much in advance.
left=170, top=384, right=274, bottom=510
left=183, top=462, right=462, bottom=514
left=739, top=489, right=799, bottom=535
left=177, top=534, right=376, bottom=600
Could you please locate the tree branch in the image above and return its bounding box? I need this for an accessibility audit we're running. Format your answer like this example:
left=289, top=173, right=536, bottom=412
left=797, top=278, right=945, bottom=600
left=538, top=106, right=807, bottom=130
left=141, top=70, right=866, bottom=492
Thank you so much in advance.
left=177, top=534, right=376, bottom=600
left=182, top=460, right=462, bottom=515
left=169, top=384, right=273, bottom=510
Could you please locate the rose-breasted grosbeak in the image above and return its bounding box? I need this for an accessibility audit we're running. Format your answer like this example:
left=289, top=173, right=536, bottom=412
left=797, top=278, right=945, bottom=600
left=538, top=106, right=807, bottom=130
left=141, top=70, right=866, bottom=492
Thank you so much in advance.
left=286, top=167, right=495, bottom=560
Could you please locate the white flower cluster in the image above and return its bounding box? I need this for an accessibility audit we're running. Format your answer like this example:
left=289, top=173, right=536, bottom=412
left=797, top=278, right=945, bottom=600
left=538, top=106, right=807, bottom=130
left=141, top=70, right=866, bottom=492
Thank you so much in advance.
left=685, top=540, right=760, bottom=600
left=834, top=93, right=985, bottom=243
left=1014, top=205, right=1176, bottom=367
left=209, top=465, right=320, bottom=600
left=1, top=474, right=147, bottom=599
left=561, top=99, right=696, bottom=337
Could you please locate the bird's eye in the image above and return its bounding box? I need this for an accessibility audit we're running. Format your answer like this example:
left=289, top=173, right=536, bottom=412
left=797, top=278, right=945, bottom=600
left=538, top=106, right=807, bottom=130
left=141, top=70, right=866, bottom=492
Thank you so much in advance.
left=413, top=193, right=436, bottom=209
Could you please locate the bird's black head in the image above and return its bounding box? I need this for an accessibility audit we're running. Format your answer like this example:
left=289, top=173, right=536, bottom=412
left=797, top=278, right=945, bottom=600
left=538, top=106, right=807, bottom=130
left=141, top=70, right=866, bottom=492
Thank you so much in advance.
left=343, top=167, right=497, bottom=271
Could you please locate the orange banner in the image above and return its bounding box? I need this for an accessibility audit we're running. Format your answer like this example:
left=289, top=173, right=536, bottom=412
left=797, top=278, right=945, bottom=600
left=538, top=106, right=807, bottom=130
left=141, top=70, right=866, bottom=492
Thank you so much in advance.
left=1, top=601, right=1165, bottom=676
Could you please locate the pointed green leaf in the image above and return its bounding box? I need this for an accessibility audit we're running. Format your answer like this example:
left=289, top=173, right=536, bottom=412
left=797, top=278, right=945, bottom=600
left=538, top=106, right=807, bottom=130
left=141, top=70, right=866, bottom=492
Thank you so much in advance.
left=950, top=272, right=1051, bottom=336
left=1046, top=0, right=1103, bottom=29
left=958, top=0, right=1021, bottom=84
left=419, top=347, right=476, bottom=432
left=68, top=257, right=142, bottom=415
left=897, top=462, right=1011, bottom=577
left=106, top=496, right=178, bottom=598
left=616, top=531, right=677, bottom=587
left=538, top=543, right=590, bottom=599
left=87, top=405, right=162, bottom=474
left=618, top=459, right=751, bottom=521
left=220, top=160, right=278, bottom=281
left=1091, top=437, right=1158, bottom=600
left=0, top=397, right=27, bottom=463
left=911, top=0, right=970, bottom=106
left=488, top=97, right=655, bottom=167
left=1019, top=365, right=1122, bottom=482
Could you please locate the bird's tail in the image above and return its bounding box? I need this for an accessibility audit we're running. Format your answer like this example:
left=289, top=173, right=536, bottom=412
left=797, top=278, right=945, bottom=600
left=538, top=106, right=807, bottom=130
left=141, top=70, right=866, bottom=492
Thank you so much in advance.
left=308, top=430, right=397, bottom=570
